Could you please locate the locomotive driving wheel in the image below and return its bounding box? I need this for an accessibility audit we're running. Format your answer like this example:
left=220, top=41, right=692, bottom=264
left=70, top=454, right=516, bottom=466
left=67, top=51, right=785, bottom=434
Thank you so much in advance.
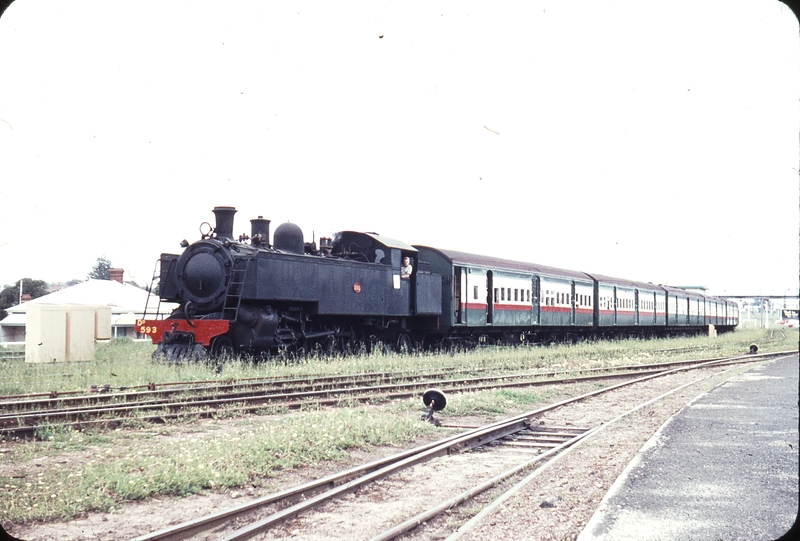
left=396, top=332, right=414, bottom=354
left=210, top=335, right=234, bottom=359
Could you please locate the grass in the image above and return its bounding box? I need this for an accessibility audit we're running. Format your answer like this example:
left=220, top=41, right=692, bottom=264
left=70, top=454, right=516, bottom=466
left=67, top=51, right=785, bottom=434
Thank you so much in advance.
left=0, top=326, right=795, bottom=524
left=1, top=404, right=438, bottom=523
left=0, top=327, right=794, bottom=397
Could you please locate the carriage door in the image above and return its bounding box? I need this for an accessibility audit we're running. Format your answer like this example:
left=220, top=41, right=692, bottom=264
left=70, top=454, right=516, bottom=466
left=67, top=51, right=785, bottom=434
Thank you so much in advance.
left=454, top=267, right=464, bottom=324
left=486, top=270, right=494, bottom=325
left=634, top=290, right=640, bottom=325
left=570, top=282, right=577, bottom=325
left=531, top=275, right=540, bottom=325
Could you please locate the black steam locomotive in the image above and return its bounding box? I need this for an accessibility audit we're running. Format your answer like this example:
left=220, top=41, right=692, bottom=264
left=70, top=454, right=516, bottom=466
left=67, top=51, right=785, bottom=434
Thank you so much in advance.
left=138, top=206, right=739, bottom=361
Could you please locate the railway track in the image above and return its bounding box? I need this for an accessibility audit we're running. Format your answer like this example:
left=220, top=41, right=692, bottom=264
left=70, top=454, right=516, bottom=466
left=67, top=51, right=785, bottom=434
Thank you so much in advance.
left=0, top=343, right=733, bottom=403
left=128, top=351, right=790, bottom=541
left=0, top=353, right=779, bottom=440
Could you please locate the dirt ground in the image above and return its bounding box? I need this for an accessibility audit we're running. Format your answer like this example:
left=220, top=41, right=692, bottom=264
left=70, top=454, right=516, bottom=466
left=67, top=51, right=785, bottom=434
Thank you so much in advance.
left=6, top=364, right=748, bottom=541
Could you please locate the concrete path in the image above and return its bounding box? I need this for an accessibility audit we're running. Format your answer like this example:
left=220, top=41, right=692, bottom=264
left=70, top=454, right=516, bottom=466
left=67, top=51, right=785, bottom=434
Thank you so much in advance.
left=578, top=353, right=799, bottom=541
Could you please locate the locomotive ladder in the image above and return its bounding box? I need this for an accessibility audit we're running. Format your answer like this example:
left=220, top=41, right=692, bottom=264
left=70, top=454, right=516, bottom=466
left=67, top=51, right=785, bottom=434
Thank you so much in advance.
left=222, top=257, right=253, bottom=322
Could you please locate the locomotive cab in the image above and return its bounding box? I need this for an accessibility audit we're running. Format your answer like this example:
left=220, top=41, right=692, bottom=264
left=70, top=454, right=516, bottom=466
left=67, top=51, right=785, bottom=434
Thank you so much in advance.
left=328, top=231, right=441, bottom=318
left=326, top=231, right=419, bottom=310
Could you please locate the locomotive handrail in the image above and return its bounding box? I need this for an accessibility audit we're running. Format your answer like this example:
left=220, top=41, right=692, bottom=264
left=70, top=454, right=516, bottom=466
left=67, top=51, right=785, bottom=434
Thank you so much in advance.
left=143, top=258, right=161, bottom=320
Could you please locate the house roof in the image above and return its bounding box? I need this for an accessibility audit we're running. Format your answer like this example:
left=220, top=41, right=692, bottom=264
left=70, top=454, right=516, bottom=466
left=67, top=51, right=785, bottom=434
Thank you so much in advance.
left=1, top=280, right=175, bottom=326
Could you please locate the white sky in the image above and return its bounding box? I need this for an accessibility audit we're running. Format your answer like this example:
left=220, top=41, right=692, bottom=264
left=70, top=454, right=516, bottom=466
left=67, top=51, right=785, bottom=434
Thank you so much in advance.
left=0, top=0, right=798, bottom=297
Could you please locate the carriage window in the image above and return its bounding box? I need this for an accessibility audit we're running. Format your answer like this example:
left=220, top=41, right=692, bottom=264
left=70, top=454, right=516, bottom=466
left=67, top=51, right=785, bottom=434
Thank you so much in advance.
left=527, top=290, right=530, bottom=302
left=494, top=288, right=498, bottom=303
left=507, top=288, right=511, bottom=301
left=474, top=286, right=479, bottom=300
left=501, top=288, right=505, bottom=301
left=514, top=289, right=518, bottom=301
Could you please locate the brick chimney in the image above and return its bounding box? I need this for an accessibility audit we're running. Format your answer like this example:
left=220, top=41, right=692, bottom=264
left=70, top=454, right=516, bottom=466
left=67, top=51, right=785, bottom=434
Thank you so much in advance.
left=109, top=268, right=124, bottom=283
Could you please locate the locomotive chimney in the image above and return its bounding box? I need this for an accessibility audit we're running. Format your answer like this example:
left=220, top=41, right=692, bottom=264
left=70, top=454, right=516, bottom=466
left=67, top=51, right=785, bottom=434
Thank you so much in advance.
left=212, top=206, right=237, bottom=241
left=250, top=215, right=271, bottom=247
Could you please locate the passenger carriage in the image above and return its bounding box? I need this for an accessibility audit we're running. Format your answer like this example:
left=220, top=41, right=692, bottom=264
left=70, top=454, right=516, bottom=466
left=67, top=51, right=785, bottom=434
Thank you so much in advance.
left=585, top=274, right=664, bottom=329
left=413, top=247, right=595, bottom=340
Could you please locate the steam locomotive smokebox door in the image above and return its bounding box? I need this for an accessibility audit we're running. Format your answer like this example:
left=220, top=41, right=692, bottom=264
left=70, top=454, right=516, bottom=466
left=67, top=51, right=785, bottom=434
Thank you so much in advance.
left=422, top=388, right=447, bottom=411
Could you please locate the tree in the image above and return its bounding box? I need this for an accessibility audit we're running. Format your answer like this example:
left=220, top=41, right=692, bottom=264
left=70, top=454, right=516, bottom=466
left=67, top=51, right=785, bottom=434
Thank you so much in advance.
left=88, top=256, right=112, bottom=280
left=0, top=279, right=49, bottom=320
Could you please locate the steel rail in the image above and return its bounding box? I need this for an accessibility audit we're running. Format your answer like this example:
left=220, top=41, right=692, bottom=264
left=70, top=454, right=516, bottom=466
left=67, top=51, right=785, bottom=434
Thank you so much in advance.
left=0, top=366, right=474, bottom=403
left=0, top=362, right=730, bottom=437
left=2, top=350, right=791, bottom=439
left=0, top=341, right=761, bottom=405
left=131, top=351, right=787, bottom=541
left=1, top=350, right=771, bottom=417
left=0, top=368, right=665, bottom=439
left=441, top=354, right=800, bottom=540
left=369, top=426, right=600, bottom=541
left=0, top=363, right=675, bottom=424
